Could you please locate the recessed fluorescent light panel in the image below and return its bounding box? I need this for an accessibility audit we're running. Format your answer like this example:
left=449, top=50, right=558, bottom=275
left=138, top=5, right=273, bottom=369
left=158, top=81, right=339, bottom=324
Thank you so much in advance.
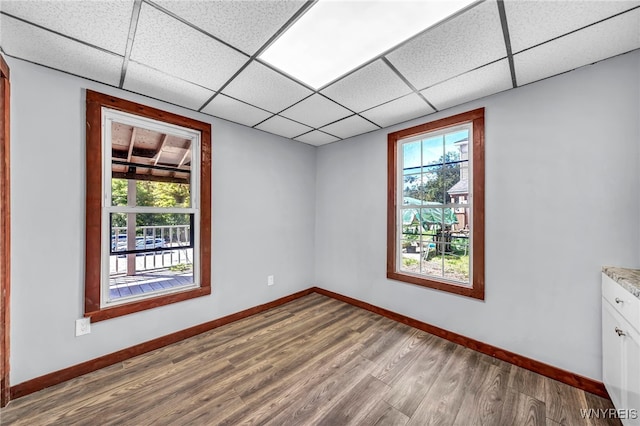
left=260, top=0, right=477, bottom=89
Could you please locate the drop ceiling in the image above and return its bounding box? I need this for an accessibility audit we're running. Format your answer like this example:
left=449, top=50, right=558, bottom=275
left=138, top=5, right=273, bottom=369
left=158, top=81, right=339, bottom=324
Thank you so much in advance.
left=1, top=0, right=638, bottom=146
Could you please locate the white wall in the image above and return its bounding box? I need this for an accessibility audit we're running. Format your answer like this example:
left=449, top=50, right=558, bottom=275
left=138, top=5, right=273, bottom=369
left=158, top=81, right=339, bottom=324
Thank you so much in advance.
left=8, top=58, right=317, bottom=385
left=315, top=51, right=640, bottom=381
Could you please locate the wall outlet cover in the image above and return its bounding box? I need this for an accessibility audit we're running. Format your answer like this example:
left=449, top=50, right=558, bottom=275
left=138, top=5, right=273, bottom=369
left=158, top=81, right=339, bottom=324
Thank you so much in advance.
left=75, top=318, right=91, bottom=336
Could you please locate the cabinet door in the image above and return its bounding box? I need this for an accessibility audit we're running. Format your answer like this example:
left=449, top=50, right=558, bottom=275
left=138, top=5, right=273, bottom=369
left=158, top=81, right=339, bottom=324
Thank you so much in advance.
left=623, top=321, right=640, bottom=425
left=603, top=300, right=624, bottom=408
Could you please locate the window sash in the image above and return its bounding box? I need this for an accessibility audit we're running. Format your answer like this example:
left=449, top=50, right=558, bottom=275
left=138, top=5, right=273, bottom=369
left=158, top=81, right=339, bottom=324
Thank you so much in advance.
left=99, top=108, right=202, bottom=308
left=102, top=108, right=200, bottom=211
left=100, top=210, right=201, bottom=307
left=396, top=123, right=473, bottom=285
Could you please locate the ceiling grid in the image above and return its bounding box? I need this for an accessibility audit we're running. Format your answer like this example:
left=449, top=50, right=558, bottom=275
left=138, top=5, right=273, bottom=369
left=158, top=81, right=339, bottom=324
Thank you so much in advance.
left=496, top=0, right=518, bottom=88
left=381, top=57, right=438, bottom=112
left=196, top=1, right=317, bottom=112
left=0, top=0, right=638, bottom=146
left=118, top=0, right=143, bottom=88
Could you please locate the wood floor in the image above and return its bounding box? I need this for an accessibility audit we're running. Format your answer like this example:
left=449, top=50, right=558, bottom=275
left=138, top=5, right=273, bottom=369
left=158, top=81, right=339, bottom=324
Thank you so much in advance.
left=0, top=294, right=620, bottom=425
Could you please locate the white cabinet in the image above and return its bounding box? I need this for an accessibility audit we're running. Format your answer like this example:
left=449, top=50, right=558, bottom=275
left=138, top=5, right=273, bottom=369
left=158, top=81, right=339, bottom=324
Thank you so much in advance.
left=603, top=300, right=624, bottom=406
left=602, top=273, right=640, bottom=425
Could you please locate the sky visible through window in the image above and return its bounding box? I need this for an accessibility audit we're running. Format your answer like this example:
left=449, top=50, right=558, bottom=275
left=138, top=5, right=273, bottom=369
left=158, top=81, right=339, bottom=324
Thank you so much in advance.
left=403, top=129, right=469, bottom=172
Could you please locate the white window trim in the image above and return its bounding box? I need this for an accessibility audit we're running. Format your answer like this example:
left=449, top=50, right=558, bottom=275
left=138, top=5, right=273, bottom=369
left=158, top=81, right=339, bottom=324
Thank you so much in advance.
left=395, top=123, right=474, bottom=287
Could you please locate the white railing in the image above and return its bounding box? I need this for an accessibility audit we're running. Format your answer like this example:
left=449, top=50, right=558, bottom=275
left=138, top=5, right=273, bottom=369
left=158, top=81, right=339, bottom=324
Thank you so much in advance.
left=110, top=224, right=192, bottom=275
left=112, top=224, right=190, bottom=246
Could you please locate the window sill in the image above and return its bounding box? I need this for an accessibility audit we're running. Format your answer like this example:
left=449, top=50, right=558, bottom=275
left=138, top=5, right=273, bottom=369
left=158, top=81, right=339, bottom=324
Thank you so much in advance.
left=387, top=271, right=484, bottom=300
left=86, top=286, right=211, bottom=323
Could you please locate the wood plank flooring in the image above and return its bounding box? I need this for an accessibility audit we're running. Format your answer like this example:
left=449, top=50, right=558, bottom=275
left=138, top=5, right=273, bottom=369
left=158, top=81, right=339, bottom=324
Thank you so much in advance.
left=0, top=294, right=620, bottom=425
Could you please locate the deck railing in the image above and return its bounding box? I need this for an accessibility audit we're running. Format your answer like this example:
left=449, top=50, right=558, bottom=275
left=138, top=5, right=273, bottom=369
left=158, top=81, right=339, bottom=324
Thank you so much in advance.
left=110, top=224, right=192, bottom=275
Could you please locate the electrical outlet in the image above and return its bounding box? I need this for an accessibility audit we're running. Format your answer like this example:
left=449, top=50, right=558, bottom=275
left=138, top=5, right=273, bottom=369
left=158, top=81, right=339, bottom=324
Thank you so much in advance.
left=267, top=275, right=275, bottom=286
left=75, top=318, right=91, bottom=336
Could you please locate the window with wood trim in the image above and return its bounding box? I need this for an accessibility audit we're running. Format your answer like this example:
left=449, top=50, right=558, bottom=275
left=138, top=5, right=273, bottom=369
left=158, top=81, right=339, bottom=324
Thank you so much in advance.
left=387, top=108, right=484, bottom=299
left=85, top=90, right=211, bottom=322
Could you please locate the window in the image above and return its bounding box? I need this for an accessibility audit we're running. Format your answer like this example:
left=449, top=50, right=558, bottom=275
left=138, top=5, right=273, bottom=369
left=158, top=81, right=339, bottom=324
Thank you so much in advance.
left=387, top=108, right=484, bottom=299
left=85, top=91, right=211, bottom=322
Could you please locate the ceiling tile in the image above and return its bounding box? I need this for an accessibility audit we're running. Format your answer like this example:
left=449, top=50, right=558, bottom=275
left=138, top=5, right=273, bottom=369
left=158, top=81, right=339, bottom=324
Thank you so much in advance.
left=201, top=94, right=272, bottom=127
left=421, top=59, right=512, bottom=110
left=294, top=131, right=340, bottom=146
left=320, top=60, right=412, bottom=112
left=131, top=3, right=248, bottom=91
left=514, top=8, right=640, bottom=86
left=505, top=0, right=640, bottom=53
left=280, top=94, right=352, bottom=128
left=222, top=61, right=312, bottom=113
left=385, top=0, right=506, bottom=90
left=123, top=62, right=214, bottom=110
left=319, top=115, right=379, bottom=140
left=153, top=0, right=306, bottom=55
left=255, top=115, right=313, bottom=139
left=0, top=0, right=133, bottom=55
left=360, top=94, right=435, bottom=128
left=0, top=15, right=123, bottom=86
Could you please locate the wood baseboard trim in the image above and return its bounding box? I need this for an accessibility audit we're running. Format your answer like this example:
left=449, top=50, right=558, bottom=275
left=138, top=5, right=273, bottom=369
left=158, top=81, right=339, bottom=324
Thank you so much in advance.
left=9, top=288, right=314, bottom=401
left=311, top=287, right=609, bottom=399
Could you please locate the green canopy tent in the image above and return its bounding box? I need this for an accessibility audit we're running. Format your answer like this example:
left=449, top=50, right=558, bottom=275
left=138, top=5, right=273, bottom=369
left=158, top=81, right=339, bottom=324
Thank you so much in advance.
left=402, top=197, right=458, bottom=230
left=402, top=197, right=459, bottom=256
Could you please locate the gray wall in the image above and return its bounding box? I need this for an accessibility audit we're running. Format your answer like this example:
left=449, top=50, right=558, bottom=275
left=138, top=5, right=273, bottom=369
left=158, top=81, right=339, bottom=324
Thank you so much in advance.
left=8, top=49, right=640, bottom=386
left=8, top=58, right=316, bottom=385
left=315, top=50, right=640, bottom=381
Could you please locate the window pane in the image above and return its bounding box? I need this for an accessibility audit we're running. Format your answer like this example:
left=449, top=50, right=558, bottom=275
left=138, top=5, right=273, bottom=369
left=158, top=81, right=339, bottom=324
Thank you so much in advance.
left=403, top=174, right=423, bottom=205
left=452, top=206, right=470, bottom=232
left=444, top=129, right=469, bottom=164
left=445, top=129, right=469, bottom=206
left=443, top=210, right=471, bottom=284
left=421, top=221, right=437, bottom=247
left=422, top=135, right=443, bottom=166
left=442, top=162, right=461, bottom=204
left=449, top=208, right=468, bottom=284
left=421, top=165, right=446, bottom=204
left=447, top=160, right=468, bottom=206
left=110, top=212, right=192, bottom=251
left=421, top=247, right=443, bottom=277
left=400, top=251, right=420, bottom=274
left=403, top=140, right=421, bottom=170
left=422, top=207, right=447, bottom=279
left=443, top=240, right=470, bottom=284
left=111, top=121, right=192, bottom=208
left=401, top=213, right=421, bottom=240
left=111, top=179, right=191, bottom=208
left=109, top=212, right=195, bottom=301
